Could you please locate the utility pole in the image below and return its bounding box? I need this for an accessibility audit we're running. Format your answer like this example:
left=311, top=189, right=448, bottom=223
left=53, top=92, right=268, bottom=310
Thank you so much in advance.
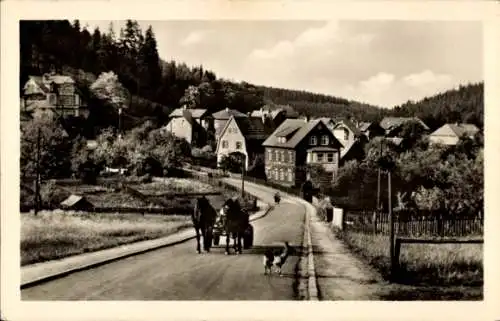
left=118, top=107, right=122, bottom=139
left=241, top=154, right=245, bottom=198
left=388, top=170, right=395, bottom=279
left=34, top=127, right=41, bottom=216
left=377, top=138, right=382, bottom=210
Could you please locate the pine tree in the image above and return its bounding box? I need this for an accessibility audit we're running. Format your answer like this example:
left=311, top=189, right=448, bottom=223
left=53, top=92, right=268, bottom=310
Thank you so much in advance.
left=138, top=25, right=162, bottom=99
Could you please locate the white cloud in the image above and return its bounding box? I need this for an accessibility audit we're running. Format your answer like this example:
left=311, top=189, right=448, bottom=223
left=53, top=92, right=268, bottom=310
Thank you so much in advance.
left=360, top=72, right=395, bottom=93
left=403, top=69, right=452, bottom=88
left=181, top=30, right=211, bottom=46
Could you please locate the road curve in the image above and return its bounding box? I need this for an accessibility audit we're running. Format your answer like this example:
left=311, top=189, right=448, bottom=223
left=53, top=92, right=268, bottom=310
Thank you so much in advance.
left=21, top=183, right=306, bottom=300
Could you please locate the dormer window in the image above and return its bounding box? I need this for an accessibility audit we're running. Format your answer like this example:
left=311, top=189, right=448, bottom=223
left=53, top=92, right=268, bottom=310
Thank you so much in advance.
left=278, top=136, right=286, bottom=144
left=321, top=135, right=329, bottom=145
left=309, top=136, right=317, bottom=145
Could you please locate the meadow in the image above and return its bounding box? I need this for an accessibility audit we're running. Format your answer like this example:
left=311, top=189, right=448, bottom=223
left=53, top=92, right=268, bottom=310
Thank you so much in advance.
left=21, top=211, right=192, bottom=266
left=338, top=231, right=483, bottom=287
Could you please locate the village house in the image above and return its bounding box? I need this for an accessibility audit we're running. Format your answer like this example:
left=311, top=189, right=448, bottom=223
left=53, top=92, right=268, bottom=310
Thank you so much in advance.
left=357, top=121, right=384, bottom=140
left=250, top=104, right=300, bottom=128
left=21, top=73, right=88, bottom=118
left=379, top=117, right=430, bottom=136
left=332, top=118, right=361, bottom=150
left=262, top=119, right=343, bottom=187
left=163, top=107, right=212, bottom=146
left=212, top=108, right=248, bottom=140
left=216, top=115, right=272, bottom=170
left=428, top=123, right=480, bottom=146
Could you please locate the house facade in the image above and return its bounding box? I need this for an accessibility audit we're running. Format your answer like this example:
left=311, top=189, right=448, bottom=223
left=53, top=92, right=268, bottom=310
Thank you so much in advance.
left=164, top=108, right=211, bottom=146
left=332, top=119, right=360, bottom=151
left=212, top=108, right=248, bottom=140
left=263, top=119, right=342, bottom=187
left=22, top=73, right=88, bottom=118
left=429, top=123, right=479, bottom=146
left=216, top=116, right=271, bottom=170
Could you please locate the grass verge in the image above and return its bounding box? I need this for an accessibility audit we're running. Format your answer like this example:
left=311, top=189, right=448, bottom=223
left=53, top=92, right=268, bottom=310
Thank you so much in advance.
left=337, top=230, right=483, bottom=286
left=21, top=211, right=192, bottom=266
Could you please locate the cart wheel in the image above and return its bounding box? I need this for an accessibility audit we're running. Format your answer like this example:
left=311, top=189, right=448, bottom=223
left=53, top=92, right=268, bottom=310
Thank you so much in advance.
left=213, top=234, right=220, bottom=246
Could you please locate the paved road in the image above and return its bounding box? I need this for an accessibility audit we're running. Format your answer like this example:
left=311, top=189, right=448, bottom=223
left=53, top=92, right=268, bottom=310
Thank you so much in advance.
left=22, top=183, right=305, bottom=300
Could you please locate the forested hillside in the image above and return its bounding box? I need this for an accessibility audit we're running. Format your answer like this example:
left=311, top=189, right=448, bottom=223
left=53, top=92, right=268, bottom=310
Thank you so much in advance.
left=258, top=86, right=391, bottom=123
left=390, top=83, right=484, bottom=130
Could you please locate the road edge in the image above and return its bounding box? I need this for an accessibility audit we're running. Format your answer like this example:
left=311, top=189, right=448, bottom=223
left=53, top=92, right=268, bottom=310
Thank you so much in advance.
left=21, top=204, right=273, bottom=289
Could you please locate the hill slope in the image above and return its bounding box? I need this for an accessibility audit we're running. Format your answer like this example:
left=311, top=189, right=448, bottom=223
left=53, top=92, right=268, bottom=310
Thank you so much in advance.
left=390, top=83, right=483, bottom=130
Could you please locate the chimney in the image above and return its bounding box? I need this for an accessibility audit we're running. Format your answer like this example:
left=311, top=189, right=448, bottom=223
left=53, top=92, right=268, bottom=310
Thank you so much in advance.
left=182, top=104, right=187, bottom=110
left=225, top=107, right=229, bottom=113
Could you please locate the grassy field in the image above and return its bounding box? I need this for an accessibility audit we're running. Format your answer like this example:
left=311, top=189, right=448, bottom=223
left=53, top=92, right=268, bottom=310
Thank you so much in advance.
left=338, top=231, right=483, bottom=287
left=21, top=211, right=193, bottom=266
left=131, top=178, right=216, bottom=195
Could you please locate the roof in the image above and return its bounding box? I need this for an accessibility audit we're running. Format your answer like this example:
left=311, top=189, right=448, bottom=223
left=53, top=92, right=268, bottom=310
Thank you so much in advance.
left=212, top=108, right=248, bottom=120
left=263, top=119, right=333, bottom=148
left=232, top=116, right=270, bottom=140
left=358, top=122, right=372, bottom=132
left=24, top=74, right=76, bottom=96
left=334, top=119, right=361, bottom=136
left=23, top=99, right=54, bottom=111
left=60, top=195, right=91, bottom=208
left=430, top=123, right=479, bottom=138
left=380, top=117, right=430, bottom=131
left=169, top=108, right=207, bottom=119
left=307, top=146, right=339, bottom=152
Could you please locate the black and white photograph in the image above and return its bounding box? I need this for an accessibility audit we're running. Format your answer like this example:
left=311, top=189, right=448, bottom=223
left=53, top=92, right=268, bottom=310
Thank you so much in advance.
left=2, top=1, right=500, bottom=320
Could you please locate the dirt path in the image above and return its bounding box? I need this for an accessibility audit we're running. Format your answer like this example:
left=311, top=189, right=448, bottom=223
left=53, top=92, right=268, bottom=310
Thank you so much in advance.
left=309, top=211, right=387, bottom=300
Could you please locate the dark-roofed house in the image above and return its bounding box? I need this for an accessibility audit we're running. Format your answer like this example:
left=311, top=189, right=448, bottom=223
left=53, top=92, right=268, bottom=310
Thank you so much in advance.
left=21, top=73, right=88, bottom=118
left=263, top=119, right=343, bottom=187
left=216, top=115, right=273, bottom=170
left=429, top=123, right=480, bottom=146
left=212, top=108, right=248, bottom=140
left=163, top=107, right=211, bottom=146
left=357, top=122, right=384, bottom=140
left=380, top=117, right=430, bottom=136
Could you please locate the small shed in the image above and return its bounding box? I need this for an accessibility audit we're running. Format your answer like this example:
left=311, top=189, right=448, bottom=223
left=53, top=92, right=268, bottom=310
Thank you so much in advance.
left=60, top=195, right=94, bottom=211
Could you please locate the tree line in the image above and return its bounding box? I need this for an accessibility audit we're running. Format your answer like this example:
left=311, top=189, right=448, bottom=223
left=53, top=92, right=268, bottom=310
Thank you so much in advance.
left=391, top=82, right=484, bottom=130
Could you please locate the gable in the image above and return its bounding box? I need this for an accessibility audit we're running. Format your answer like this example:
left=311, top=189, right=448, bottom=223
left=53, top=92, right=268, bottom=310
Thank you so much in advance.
left=304, top=121, right=343, bottom=148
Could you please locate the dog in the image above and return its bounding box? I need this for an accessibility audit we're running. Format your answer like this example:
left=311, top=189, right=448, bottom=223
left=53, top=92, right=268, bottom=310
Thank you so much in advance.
left=263, top=242, right=291, bottom=276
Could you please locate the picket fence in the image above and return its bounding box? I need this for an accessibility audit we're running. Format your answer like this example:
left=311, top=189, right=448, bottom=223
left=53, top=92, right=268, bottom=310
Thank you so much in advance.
left=344, top=209, right=483, bottom=237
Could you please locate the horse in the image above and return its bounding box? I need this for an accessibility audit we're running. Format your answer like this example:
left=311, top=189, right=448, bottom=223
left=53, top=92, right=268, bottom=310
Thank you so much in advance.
left=192, top=196, right=217, bottom=254
left=221, top=197, right=249, bottom=255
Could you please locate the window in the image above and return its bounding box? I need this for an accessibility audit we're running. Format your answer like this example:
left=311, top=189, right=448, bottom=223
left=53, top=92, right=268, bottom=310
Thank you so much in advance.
left=288, top=168, right=293, bottom=182
left=267, top=150, right=272, bottom=161
left=274, top=150, right=279, bottom=162
left=343, top=128, right=349, bottom=141
left=321, top=135, right=329, bottom=145
left=327, top=153, right=334, bottom=163
left=274, top=169, right=278, bottom=180
left=236, top=141, right=242, bottom=149
left=279, top=169, right=284, bottom=181
left=280, top=151, right=285, bottom=162
left=288, top=151, right=293, bottom=163
left=278, top=137, right=286, bottom=144
left=222, top=140, right=228, bottom=148
left=309, top=135, right=317, bottom=145
left=317, top=153, right=324, bottom=162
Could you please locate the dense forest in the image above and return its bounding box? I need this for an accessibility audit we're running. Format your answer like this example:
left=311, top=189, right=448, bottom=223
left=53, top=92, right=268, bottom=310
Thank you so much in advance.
left=19, top=20, right=392, bottom=132
left=391, top=83, right=484, bottom=130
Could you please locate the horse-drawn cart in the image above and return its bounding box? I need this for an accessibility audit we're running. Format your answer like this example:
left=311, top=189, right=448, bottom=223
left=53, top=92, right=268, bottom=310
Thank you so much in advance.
left=213, top=205, right=254, bottom=249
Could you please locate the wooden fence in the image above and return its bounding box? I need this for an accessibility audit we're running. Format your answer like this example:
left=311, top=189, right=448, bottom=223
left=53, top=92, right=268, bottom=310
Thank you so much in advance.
left=344, top=209, right=483, bottom=237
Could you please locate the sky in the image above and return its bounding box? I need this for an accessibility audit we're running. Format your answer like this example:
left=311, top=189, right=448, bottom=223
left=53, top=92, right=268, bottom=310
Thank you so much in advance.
left=80, top=20, right=483, bottom=108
